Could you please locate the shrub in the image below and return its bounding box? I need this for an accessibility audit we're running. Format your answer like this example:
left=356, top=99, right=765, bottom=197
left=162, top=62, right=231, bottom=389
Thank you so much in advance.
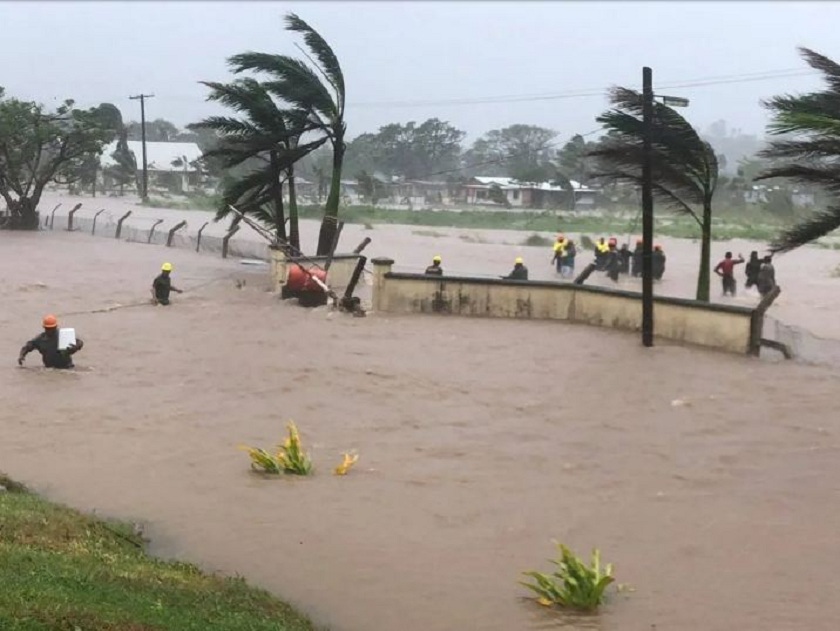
left=521, top=543, right=615, bottom=611
left=240, top=421, right=313, bottom=476
left=522, top=233, right=552, bottom=247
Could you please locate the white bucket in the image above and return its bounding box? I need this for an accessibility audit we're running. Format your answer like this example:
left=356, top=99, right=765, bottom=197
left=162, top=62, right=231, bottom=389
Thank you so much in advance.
left=58, top=328, right=76, bottom=350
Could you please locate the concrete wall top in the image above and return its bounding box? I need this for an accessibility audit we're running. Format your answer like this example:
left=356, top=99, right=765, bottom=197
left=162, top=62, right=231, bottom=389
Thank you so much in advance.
left=383, top=272, right=756, bottom=317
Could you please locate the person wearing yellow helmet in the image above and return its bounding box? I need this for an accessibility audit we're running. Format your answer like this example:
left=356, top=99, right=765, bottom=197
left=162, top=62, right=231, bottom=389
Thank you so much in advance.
left=425, top=255, right=443, bottom=276
left=18, top=314, right=84, bottom=369
left=151, top=262, right=183, bottom=306
left=505, top=256, right=529, bottom=280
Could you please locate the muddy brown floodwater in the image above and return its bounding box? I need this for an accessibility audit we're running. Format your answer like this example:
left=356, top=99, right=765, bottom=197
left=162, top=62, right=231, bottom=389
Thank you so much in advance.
left=2, top=226, right=840, bottom=631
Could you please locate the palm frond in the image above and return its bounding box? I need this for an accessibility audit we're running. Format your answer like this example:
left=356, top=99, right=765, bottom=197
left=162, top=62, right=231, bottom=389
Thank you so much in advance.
left=771, top=204, right=840, bottom=252
left=285, top=13, right=345, bottom=110
left=228, top=52, right=336, bottom=119
left=754, top=163, right=840, bottom=195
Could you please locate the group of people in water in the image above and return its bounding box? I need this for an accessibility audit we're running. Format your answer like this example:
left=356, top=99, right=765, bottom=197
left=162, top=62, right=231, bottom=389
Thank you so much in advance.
left=714, top=251, right=777, bottom=298
left=18, top=262, right=183, bottom=369
left=424, top=234, right=779, bottom=300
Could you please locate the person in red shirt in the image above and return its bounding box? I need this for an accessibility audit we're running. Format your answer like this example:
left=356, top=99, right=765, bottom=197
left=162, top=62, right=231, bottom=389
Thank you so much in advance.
left=714, top=251, right=745, bottom=297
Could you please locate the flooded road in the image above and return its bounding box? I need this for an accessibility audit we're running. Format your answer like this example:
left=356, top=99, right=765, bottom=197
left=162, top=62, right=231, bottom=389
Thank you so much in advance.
left=2, top=219, right=840, bottom=630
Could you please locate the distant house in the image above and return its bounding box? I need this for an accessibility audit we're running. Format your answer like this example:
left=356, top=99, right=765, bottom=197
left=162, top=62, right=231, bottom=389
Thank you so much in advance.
left=100, top=140, right=204, bottom=193
left=463, top=176, right=599, bottom=210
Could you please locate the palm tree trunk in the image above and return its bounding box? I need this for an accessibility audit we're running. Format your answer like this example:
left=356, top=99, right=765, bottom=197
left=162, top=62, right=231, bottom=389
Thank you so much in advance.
left=287, top=165, right=300, bottom=252
left=696, top=199, right=713, bottom=302
left=317, top=137, right=345, bottom=255
left=270, top=151, right=287, bottom=244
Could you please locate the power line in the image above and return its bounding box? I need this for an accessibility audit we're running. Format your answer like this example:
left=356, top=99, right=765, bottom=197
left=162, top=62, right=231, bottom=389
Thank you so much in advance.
left=349, top=68, right=820, bottom=108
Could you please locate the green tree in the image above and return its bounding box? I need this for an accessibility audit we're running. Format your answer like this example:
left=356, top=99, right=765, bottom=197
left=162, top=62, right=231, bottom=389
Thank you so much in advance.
left=463, top=124, right=557, bottom=181
left=589, top=87, right=719, bottom=301
left=228, top=13, right=347, bottom=255
left=755, top=47, right=840, bottom=252
left=190, top=78, right=325, bottom=251
left=0, top=89, right=120, bottom=229
left=125, top=118, right=180, bottom=142
left=555, top=134, right=597, bottom=185
left=355, top=170, right=386, bottom=204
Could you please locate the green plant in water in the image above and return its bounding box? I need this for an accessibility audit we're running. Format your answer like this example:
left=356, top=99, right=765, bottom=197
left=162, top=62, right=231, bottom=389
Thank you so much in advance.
left=521, top=543, right=615, bottom=611
left=579, top=234, right=595, bottom=250
left=240, top=421, right=313, bottom=475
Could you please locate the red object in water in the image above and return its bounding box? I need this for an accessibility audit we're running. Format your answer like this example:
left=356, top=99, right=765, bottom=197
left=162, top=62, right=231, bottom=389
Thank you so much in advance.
left=286, top=264, right=327, bottom=293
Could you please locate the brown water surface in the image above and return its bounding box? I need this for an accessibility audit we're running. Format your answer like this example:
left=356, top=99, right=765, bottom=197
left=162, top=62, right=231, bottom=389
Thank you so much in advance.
left=2, top=226, right=839, bottom=631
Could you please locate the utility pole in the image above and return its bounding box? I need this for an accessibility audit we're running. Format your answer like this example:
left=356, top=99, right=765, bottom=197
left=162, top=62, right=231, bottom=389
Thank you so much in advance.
left=641, top=67, right=654, bottom=348
left=129, top=93, right=154, bottom=201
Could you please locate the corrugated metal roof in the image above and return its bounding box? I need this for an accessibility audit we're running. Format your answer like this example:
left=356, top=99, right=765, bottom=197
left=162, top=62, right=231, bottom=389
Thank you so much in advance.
left=100, top=140, right=203, bottom=172
left=468, top=176, right=594, bottom=191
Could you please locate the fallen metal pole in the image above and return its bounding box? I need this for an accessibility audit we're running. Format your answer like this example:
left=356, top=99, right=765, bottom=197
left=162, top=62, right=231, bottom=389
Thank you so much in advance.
left=49, top=204, right=61, bottom=229
left=353, top=237, right=372, bottom=254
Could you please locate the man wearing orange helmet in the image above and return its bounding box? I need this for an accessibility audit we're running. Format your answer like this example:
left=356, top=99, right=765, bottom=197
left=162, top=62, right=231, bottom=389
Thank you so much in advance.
left=18, top=314, right=84, bottom=369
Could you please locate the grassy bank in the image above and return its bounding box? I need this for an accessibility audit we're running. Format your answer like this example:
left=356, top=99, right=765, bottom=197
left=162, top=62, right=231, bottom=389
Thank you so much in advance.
left=0, top=474, right=318, bottom=631
left=142, top=195, right=840, bottom=246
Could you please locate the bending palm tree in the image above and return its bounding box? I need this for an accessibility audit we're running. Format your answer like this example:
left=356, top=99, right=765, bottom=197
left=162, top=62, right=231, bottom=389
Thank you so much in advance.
left=756, top=47, right=840, bottom=252
left=588, top=87, right=719, bottom=301
left=190, top=78, right=324, bottom=250
left=229, top=13, right=346, bottom=255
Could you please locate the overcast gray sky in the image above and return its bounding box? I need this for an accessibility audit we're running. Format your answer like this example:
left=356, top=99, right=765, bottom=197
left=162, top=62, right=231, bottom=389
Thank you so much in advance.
left=1, top=1, right=835, bottom=143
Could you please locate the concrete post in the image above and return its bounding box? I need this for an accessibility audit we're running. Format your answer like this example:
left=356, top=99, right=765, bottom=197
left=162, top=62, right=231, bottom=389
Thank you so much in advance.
left=371, top=257, right=394, bottom=313
left=269, top=246, right=288, bottom=293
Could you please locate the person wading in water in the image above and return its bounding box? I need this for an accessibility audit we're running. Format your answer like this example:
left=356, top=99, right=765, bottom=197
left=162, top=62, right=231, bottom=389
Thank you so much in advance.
left=18, top=315, right=84, bottom=369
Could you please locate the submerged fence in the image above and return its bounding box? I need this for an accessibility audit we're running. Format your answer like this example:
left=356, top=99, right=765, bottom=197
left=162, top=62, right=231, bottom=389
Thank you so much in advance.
left=44, top=207, right=271, bottom=261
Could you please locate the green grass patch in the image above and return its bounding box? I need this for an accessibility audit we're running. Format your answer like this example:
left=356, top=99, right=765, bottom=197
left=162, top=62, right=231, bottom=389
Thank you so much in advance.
left=0, top=473, right=318, bottom=631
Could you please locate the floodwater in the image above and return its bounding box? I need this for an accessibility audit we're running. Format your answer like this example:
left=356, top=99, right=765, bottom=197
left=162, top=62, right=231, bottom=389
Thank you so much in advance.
left=2, top=198, right=840, bottom=631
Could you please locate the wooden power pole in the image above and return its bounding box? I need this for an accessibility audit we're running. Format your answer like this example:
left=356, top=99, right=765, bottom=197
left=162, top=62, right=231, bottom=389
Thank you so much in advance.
left=641, top=67, right=654, bottom=348
left=129, top=93, right=155, bottom=201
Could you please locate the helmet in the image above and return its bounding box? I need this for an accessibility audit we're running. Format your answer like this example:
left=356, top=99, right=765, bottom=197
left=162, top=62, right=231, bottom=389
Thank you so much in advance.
left=42, top=314, right=58, bottom=329
left=636, top=239, right=643, bottom=245
left=654, top=244, right=662, bottom=251
left=557, top=233, right=565, bottom=241
left=608, top=237, right=617, bottom=245
left=515, top=257, right=524, bottom=265
left=432, top=255, right=442, bottom=263
left=161, top=262, right=173, bottom=272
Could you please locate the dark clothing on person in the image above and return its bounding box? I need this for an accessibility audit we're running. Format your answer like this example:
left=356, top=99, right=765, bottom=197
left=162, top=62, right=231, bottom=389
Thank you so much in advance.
left=757, top=261, right=776, bottom=296
left=652, top=250, right=666, bottom=280
left=618, top=245, right=631, bottom=275
left=745, top=253, right=761, bottom=288
left=631, top=245, right=643, bottom=277
left=425, top=264, right=443, bottom=276
left=507, top=264, right=529, bottom=280
left=19, top=331, right=84, bottom=369
left=153, top=272, right=176, bottom=305
left=605, top=249, right=621, bottom=282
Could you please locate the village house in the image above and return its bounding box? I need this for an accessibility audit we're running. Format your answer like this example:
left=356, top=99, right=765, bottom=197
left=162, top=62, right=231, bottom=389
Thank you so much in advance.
left=462, top=176, right=600, bottom=210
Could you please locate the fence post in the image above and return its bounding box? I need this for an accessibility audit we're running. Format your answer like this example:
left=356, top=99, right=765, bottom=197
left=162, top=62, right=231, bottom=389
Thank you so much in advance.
left=66, top=203, right=83, bottom=231
left=115, top=210, right=132, bottom=239
left=196, top=222, right=209, bottom=252
left=147, top=219, right=164, bottom=244
left=91, top=209, right=106, bottom=235
left=49, top=204, right=61, bottom=229
left=166, top=220, right=187, bottom=247
left=222, top=225, right=240, bottom=259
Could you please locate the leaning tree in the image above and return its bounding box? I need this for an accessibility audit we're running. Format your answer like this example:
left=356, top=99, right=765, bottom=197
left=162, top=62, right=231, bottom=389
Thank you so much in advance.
left=588, top=87, right=719, bottom=301
left=755, top=47, right=840, bottom=252
left=0, top=89, right=122, bottom=229
left=190, top=77, right=326, bottom=251
left=227, top=13, right=347, bottom=255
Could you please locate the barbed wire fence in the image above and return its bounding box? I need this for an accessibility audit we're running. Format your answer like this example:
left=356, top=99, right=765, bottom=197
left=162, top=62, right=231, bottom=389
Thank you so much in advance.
left=43, top=206, right=271, bottom=261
